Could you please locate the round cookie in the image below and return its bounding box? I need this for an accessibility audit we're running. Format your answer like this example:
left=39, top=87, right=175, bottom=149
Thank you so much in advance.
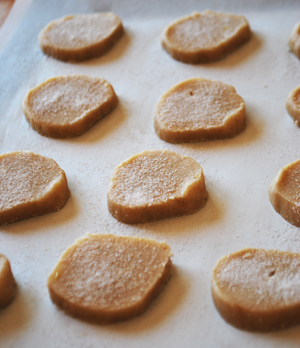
left=48, top=234, right=172, bottom=324
left=154, top=78, right=246, bottom=143
left=107, top=150, right=208, bottom=223
left=212, top=248, right=300, bottom=331
left=23, top=75, right=118, bottom=139
left=39, top=13, right=124, bottom=61
left=161, top=10, right=251, bottom=64
left=0, top=254, right=15, bottom=309
left=286, top=85, right=300, bottom=126
left=0, top=151, right=70, bottom=225
left=269, top=159, right=300, bottom=227
left=289, top=22, right=300, bottom=60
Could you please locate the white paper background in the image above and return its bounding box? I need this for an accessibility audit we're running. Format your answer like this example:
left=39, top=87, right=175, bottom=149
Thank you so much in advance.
left=1, top=0, right=300, bottom=347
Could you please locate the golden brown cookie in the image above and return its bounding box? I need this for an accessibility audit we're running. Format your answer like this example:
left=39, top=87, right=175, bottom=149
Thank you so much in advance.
left=107, top=150, right=208, bottom=224
left=39, top=13, right=124, bottom=61
left=0, top=151, right=70, bottom=225
left=0, top=254, right=15, bottom=309
left=269, top=159, right=300, bottom=227
left=289, top=22, right=300, bottom=59
left=286, top=85, right=300, bottom=126
left=161, top=10, right=251, bottom=64
left=212, top=248, right=300, bottom=331
left=48, top=234, right=172, bottom=324
left=23, top=75, right=118, bottom=139
left=154, top=78, right=246, bottom=143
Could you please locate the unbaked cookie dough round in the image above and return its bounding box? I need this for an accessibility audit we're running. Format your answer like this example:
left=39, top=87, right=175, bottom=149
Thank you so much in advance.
left=286, top=85, right=300, bottom=126
left=39, top=13, right=124, bottom=61
left=212, top=248, right=300, bottom=331
left=161, top=10, right=251, bottom=64
left=23, top=75, right=118, bottom=139
left=154, top=78, right=246, bottom=143
left=0, top=254, right=15, bottom=309
left=0, top=151, right=70, bottom=225
left=289, top=22, right=300, bottom=60
left=48, top=234, right=172, bottom=324
left=107, top=150, right=208, bottom=224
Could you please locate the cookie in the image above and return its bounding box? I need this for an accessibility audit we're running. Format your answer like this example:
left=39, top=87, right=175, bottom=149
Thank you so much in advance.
left=269, top=159, right=300, bottom=227
left=48, top=234, right=172, bottom=324
left=286, top=85, right=300, bottom=126
left=107, top=150, right=208, bottom=223
left=0, top=254, right=15, bottom=309
left=289, top=22, right=300, bottom=59
left=0, top=151, right=70, bottom=225
left=39, top=13, right=124, bottom=61
left=23, top=75, right=118, bottom=138
left=154, top=78, right=246, bottom=143
left=212, top=248, right=300, bottom=331
left=161, top=10, right=251, bottom=64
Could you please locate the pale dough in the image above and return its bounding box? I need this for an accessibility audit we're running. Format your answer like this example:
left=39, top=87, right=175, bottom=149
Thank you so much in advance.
left=23, top=75, right=118, bottom=139
left=0, top=254, right=15, bottom=309
left=286, top=85, right=300, bottom=126
left=39, top=13, right=124, bottom=61
left=212, top=248, right=300, bottom=331
left=107, top=150, right=208, bottom=224
left=161, top=10, right=251, bottom=64
left=48, top=234, right=172, bottom=324
left=154, top=78, right=246, bottom=143
left=0, top=151, right=70, bottom=225
left=289, top=22, right=300, bottom=60
left=269, top=159, right=300, bottom=227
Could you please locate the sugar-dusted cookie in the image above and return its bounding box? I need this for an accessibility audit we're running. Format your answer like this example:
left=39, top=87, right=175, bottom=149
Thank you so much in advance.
left=161, top=10, right=251, bottom=64
left=23, top=75, right=118, bottom=138
left=286, top=85, right=300, bottom=126
left=39, top=13, right=124, bottom=61
left=107, top=150, right=208, bottom=223
left=289, top=22, right=300, bottom=59
left=48, top=234, right=172, bottom=324
left=0, top=151, right=70, bottom=225
left=154, top=78, right=246, bottom=143
left=0, top=254, right=15, bottom=309
left=212, top=248, right=300, bottom=331
left=269, top=159, right=300, bottom=227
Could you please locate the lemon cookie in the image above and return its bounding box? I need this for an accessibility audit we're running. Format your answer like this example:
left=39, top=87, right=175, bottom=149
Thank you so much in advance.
left=23, top=75, right=118, bottom=138
left=0, top=254, right=15, bottom=309
left=0, top=151, right=70, bottom=225
left=286, top=85, right=300, bottom=126
left=107, top=150, right=208, bottom=224
left=161, top=10, right=251, bottom=64
left=212, top=248, right=300, bottom=331
left=289, top=22, right=300, bottom=59
left=269, top=159, right=300, bottom=227
left=48, top=234, right=172, bottom=324
left=154, top=78, right=246, bottom=143
left=39, top=13, right=124, bottom=61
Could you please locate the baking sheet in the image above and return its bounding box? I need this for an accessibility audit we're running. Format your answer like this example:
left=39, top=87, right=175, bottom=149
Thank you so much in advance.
left=1, top=0, right=300, bottom=347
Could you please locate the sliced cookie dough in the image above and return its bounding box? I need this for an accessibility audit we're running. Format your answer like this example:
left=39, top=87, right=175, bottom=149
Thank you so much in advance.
left=212, top=248, right=300, bottom=331
left=161, top=10, right=251, bottom=64
left=48, top=234, right=172, bottom=324
left=39, top=13, right=124, bottom=61
left=107, top=150, right=208, bottom=224
left=0, top=151, right=70, bottom=225
left=23, top=75, right=118, bottom=139
left=286, top=85, right=300, bottom=126
left=269, top=159, right=300, bottom=227
left=154, top=78, right=246, bottom=143
left=289, top=22, right=300, bottom=60
left=0, top=254, right=15, bottom=309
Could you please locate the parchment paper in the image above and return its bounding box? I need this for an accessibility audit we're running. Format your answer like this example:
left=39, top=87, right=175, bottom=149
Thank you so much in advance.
left=1, top=1, right=300, bottom=347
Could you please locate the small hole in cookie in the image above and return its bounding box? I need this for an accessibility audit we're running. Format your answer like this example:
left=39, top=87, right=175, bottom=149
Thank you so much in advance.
left=268, top=270, right=276, bottom=277
left=189, top=91, right=194, bottom=96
